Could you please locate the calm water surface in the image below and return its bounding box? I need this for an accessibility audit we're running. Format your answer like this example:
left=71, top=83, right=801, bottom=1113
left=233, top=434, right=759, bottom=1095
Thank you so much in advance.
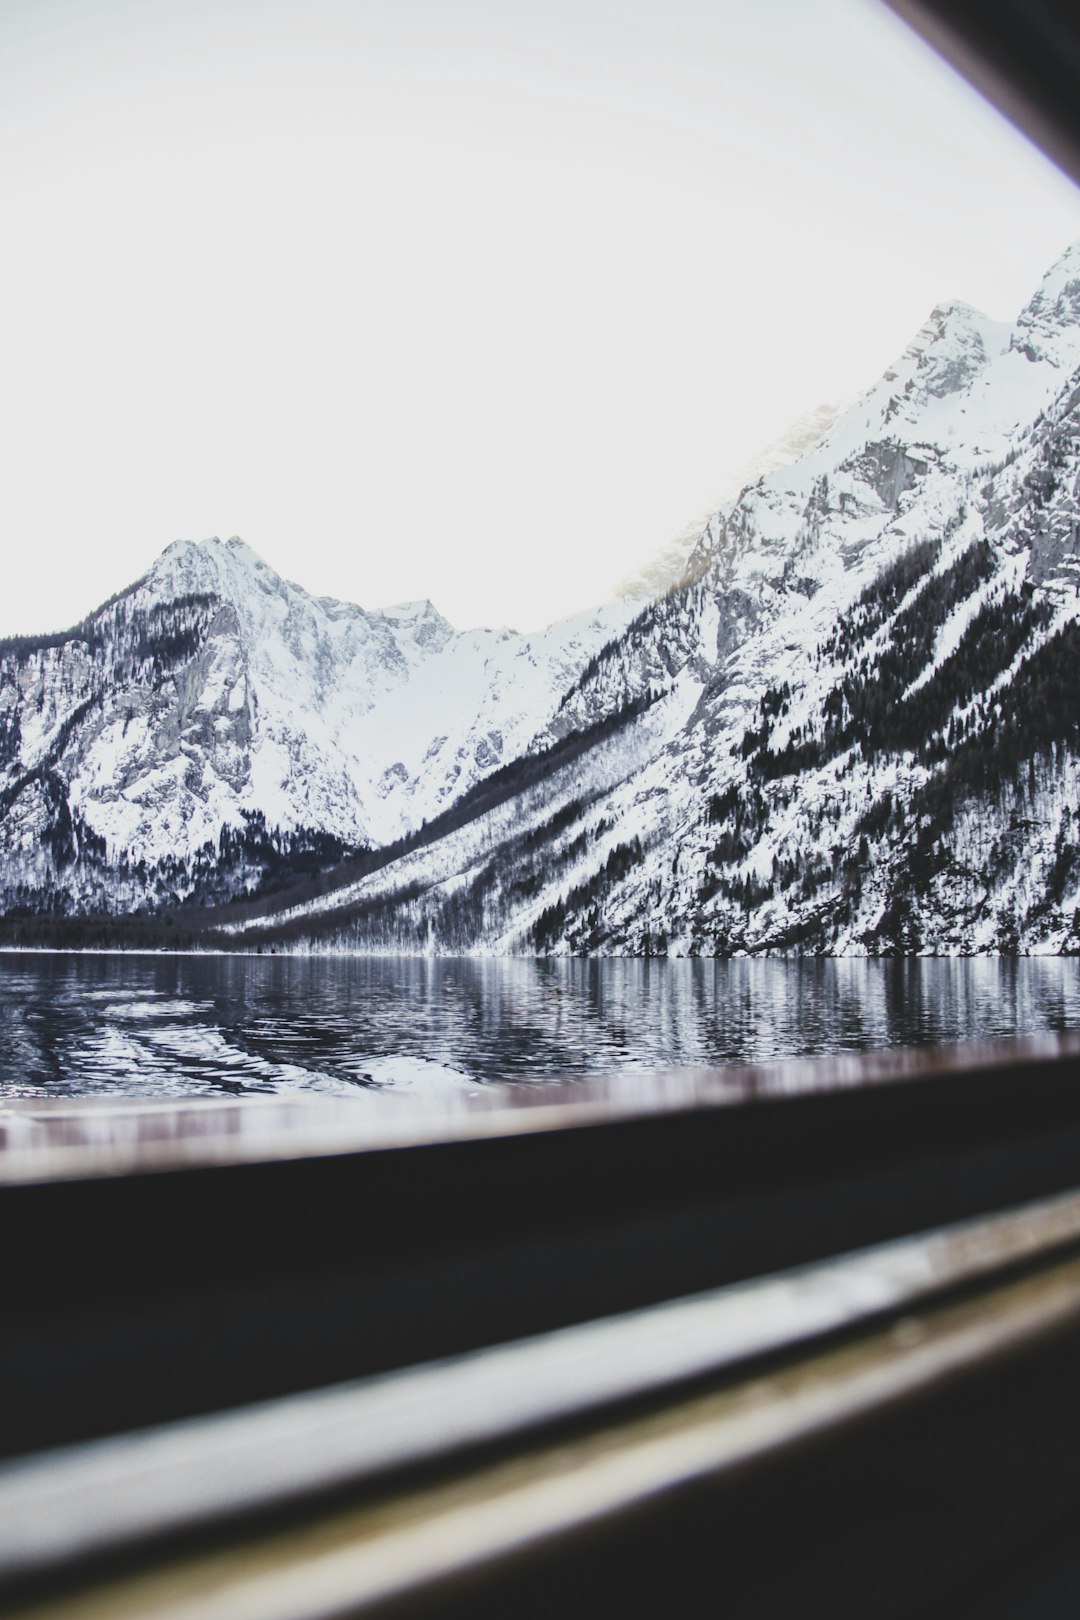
left=0, top=951, right=1078, bottom=1102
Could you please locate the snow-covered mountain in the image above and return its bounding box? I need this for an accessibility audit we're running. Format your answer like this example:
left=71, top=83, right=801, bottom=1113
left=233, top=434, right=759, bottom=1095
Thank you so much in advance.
left=5, top=241, right=1080, bottom=954
left=0, top=537, right=632, bottom=914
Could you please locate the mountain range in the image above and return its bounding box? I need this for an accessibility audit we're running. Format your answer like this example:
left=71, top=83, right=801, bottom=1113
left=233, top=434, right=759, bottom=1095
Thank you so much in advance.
left=4, top=242, right=1080, bottom=955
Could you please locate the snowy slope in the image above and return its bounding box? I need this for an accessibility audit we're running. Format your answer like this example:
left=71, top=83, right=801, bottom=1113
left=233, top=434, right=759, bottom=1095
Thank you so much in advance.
left=615, top=399, right=846, bottom=606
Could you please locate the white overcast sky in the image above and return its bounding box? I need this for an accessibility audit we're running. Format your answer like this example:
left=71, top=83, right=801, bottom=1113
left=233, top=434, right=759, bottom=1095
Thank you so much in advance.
left=2, top=0, right=1079, bottom=635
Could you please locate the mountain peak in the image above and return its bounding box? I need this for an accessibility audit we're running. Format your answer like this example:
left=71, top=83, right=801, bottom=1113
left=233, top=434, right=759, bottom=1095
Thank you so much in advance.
left=380, top=597, right=455, bottom=653
left=383, top=598, right=438, bottom=620
left=145, top=535, right=274, bottom=600
left=1012, top=238, right=1080, bottom=364
left=1029, top=236, right=1080, bottom=296
left=882, top=297, right=999, bottom=402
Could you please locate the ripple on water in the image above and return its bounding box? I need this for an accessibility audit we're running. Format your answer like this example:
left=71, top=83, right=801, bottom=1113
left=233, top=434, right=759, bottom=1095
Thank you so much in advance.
left=0, top=954, right=1077, bottom=1101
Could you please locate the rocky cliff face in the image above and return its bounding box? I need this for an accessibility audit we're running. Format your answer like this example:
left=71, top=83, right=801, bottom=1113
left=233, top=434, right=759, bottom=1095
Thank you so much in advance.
left=5, top=244, right=1080, bottom=954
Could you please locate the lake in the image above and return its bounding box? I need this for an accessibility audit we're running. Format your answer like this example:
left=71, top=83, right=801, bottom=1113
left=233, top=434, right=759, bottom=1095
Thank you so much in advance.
left=0, top=951, right=1077, bottom=1102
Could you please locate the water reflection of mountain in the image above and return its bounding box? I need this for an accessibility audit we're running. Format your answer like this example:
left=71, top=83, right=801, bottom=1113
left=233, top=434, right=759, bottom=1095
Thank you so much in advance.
left=0, top=954, right=1077, bottom=1102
